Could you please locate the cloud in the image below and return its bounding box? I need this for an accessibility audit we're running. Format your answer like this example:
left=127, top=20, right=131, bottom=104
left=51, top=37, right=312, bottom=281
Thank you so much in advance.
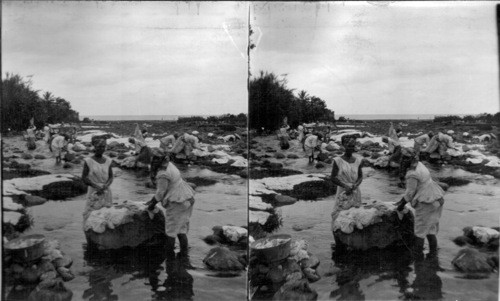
left=2, top=1, right=249, bottom=116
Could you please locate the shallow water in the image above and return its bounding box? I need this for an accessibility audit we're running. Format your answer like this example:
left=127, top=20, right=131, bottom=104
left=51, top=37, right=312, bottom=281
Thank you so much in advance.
left=257, top=142, right=500, bottom=301
left=3, top=139, right=247, bottom=300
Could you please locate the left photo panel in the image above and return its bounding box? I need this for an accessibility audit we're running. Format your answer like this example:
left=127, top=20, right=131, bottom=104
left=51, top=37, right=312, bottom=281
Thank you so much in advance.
left=1, top=2, right=249, bottom=300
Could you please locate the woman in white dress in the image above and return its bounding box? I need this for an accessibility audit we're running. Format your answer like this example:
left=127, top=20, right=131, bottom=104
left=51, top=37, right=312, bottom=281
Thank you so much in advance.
left=146, top=148, right=196, bottom=270
left=330, top=135, right=363, bottom=230
left=82, top=138, right=113, bottom=222
left=397, top=149, right=445, bottom=259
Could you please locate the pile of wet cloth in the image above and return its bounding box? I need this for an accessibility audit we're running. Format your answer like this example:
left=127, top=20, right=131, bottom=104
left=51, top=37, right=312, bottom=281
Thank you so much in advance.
left=332, top=200, right=409, bottom=234
left=83, top=200, right=146, bottom=233
left=84, top=200, right=165, bottom=250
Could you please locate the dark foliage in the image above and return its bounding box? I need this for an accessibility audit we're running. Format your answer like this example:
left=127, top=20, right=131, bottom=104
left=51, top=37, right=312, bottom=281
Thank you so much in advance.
left=1, top=73, right=80, bottom=132
left=249, top=71, right=334, bottom=131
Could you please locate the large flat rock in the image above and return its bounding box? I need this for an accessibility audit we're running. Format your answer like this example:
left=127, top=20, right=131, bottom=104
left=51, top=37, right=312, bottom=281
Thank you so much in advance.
left=84, top=202, right=166, bottom=250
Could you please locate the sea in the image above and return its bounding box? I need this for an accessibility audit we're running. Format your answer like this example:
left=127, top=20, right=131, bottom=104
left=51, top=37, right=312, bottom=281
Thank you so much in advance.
left=81, top=114, right=448, bottom=121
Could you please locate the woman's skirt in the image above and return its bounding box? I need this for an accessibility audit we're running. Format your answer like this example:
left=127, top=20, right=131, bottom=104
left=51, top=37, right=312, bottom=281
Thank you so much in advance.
left=164, top=198, right=194, bottom=237
left=414, top=199, right=443, bottom=238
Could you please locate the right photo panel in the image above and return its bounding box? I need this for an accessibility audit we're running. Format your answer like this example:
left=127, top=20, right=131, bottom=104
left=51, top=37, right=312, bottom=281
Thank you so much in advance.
left=248, top=2, right=500, bottom=301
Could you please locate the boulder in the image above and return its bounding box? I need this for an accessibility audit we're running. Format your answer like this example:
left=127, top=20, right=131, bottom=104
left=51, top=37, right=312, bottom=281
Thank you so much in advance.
left=333, top=206, right=415, bottom=251
left=316, top=153, right=329, bottom=162
left=275, top=152, right=286, bottom=159
left=34, top=154, right=47, bottom=160
left=274, top=195, right=298, bottom=207
left=452, top=248, right=495, bottom=273
left=287, top=153, right=299, bottom=159
left=40, top=178, right=86, bottom=200
left=272, top=280, right=318, bottom=301
left=292, top=223, right=315, bottom=232
left=268, top=162, right=283, bottom=169
left=56, top=267, right=75, bottom=282
left=300, top=254, right=320, bottom=269
left=63, top=153, right=76, bottom=162
left=107, top=141, right=120, bottom=150
left=22, top=153, right=33, bottom=160
left=22, top=195, right=47, bottom=207
left=315, top=162, right=326, bottom=169
left=222, top=225, right=248, bottom=243
left=84, top=202, right=166, bottom=250
left=303, top=267, right=321, bottom=282
left=203, top=247, right=245, bottom=271
left=28, top=280, right=73, bottom=301
left=52, top=256, right=73, bottom=269
left=290, top=180, right=336, bottom=200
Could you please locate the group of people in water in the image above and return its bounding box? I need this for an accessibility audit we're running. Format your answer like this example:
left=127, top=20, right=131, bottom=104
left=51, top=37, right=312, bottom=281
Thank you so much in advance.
left=276, top=121, right=448, bottom=260
left=81, top=135, right=197, bottom=282
left=24, top=123, right=75, bottom=163
left=22, top=119, right=451, bottom=287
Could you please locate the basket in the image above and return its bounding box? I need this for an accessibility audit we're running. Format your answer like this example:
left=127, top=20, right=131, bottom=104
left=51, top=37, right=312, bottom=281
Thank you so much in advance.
left=4, top=234, right=46, bottom=262
left=250, top=234, right=292, bottom=263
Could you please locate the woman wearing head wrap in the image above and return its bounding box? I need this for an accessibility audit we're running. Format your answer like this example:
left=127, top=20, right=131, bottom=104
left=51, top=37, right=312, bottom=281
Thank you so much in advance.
left=26, top=125, right=37, bottom=150
left=82, top=137, right=113, bottom=222
left=330, top=134, right=363, bottom=238
left=304, top=133, right=323, bottom=163
left=51, top=134, right=69, bottom=163
left=413, top=132, right=434, bottom=158
left=146, top=148, right=196, bottom=270
left=396, top=149, right=445, bottom=259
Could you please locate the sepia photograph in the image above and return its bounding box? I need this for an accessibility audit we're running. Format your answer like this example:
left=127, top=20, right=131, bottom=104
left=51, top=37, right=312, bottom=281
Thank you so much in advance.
left=2, top=1, right=500, bottom=301
left=2, top=2, right=248, bottom=300
left=248, top=2, right=499, bottom=301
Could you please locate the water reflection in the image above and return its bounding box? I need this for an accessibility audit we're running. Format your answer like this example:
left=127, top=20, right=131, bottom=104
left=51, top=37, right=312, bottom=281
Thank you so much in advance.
left=405, top=256, right=443, bottom=300
left=82, top=236, right=194, bottom=300
left=331, top=246, right=414, bottom=300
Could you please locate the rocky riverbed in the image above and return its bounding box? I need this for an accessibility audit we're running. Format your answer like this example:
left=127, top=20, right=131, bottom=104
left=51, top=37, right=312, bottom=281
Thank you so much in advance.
left=248, top=128, right=499, bottom=301
left=2, top=128, right=247, bottom=301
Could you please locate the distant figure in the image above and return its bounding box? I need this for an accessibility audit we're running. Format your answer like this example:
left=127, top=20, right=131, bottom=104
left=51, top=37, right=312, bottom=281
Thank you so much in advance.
left=278, top=123, right=290, bottom=150
left=51, top=134, right=69, bottom=163
left=413, top=131, right=434, bottom=158
left=168, top=133, right=200, bottom=161
left=82, top=138, right=113, bottom=222
left=304, top=133, right=322, bottom=163
left=397, top=149, right=445, bottom=259
left=160, top=133, right=179, bottom=152
left=297, top=124, right=305, bottom=144
left=26, top=125, right=37, bottom=150
left=141, top=129, right=149, bottom=139
left=147, top=148, right=196, bottom=270
left=422, top=132, right=455, bottom=160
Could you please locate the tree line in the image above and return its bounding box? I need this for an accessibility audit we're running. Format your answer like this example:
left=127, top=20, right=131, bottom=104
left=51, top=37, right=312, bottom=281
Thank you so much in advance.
left=434, top=113, right=500, bottom=124
left=249, top=71, right=334, bottom=131
left=177, top=113, right=247, bottom=125
left=2, top=73, right=80, bottom=132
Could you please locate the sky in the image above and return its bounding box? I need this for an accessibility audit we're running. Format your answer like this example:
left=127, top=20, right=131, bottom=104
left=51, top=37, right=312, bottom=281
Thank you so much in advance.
left=2, top=2, right=249, bottom=116
left=250, top=2, right=500, bottom=116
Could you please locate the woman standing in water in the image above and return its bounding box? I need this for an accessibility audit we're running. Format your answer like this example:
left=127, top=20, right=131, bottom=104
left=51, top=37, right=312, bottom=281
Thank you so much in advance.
left=396, top=149, right=445, bottom=259
left=146, top=148, right=196, bottom=271
left=330, top=135, right=363, bottom=248
left=82, top=138, right=114, bottom=222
